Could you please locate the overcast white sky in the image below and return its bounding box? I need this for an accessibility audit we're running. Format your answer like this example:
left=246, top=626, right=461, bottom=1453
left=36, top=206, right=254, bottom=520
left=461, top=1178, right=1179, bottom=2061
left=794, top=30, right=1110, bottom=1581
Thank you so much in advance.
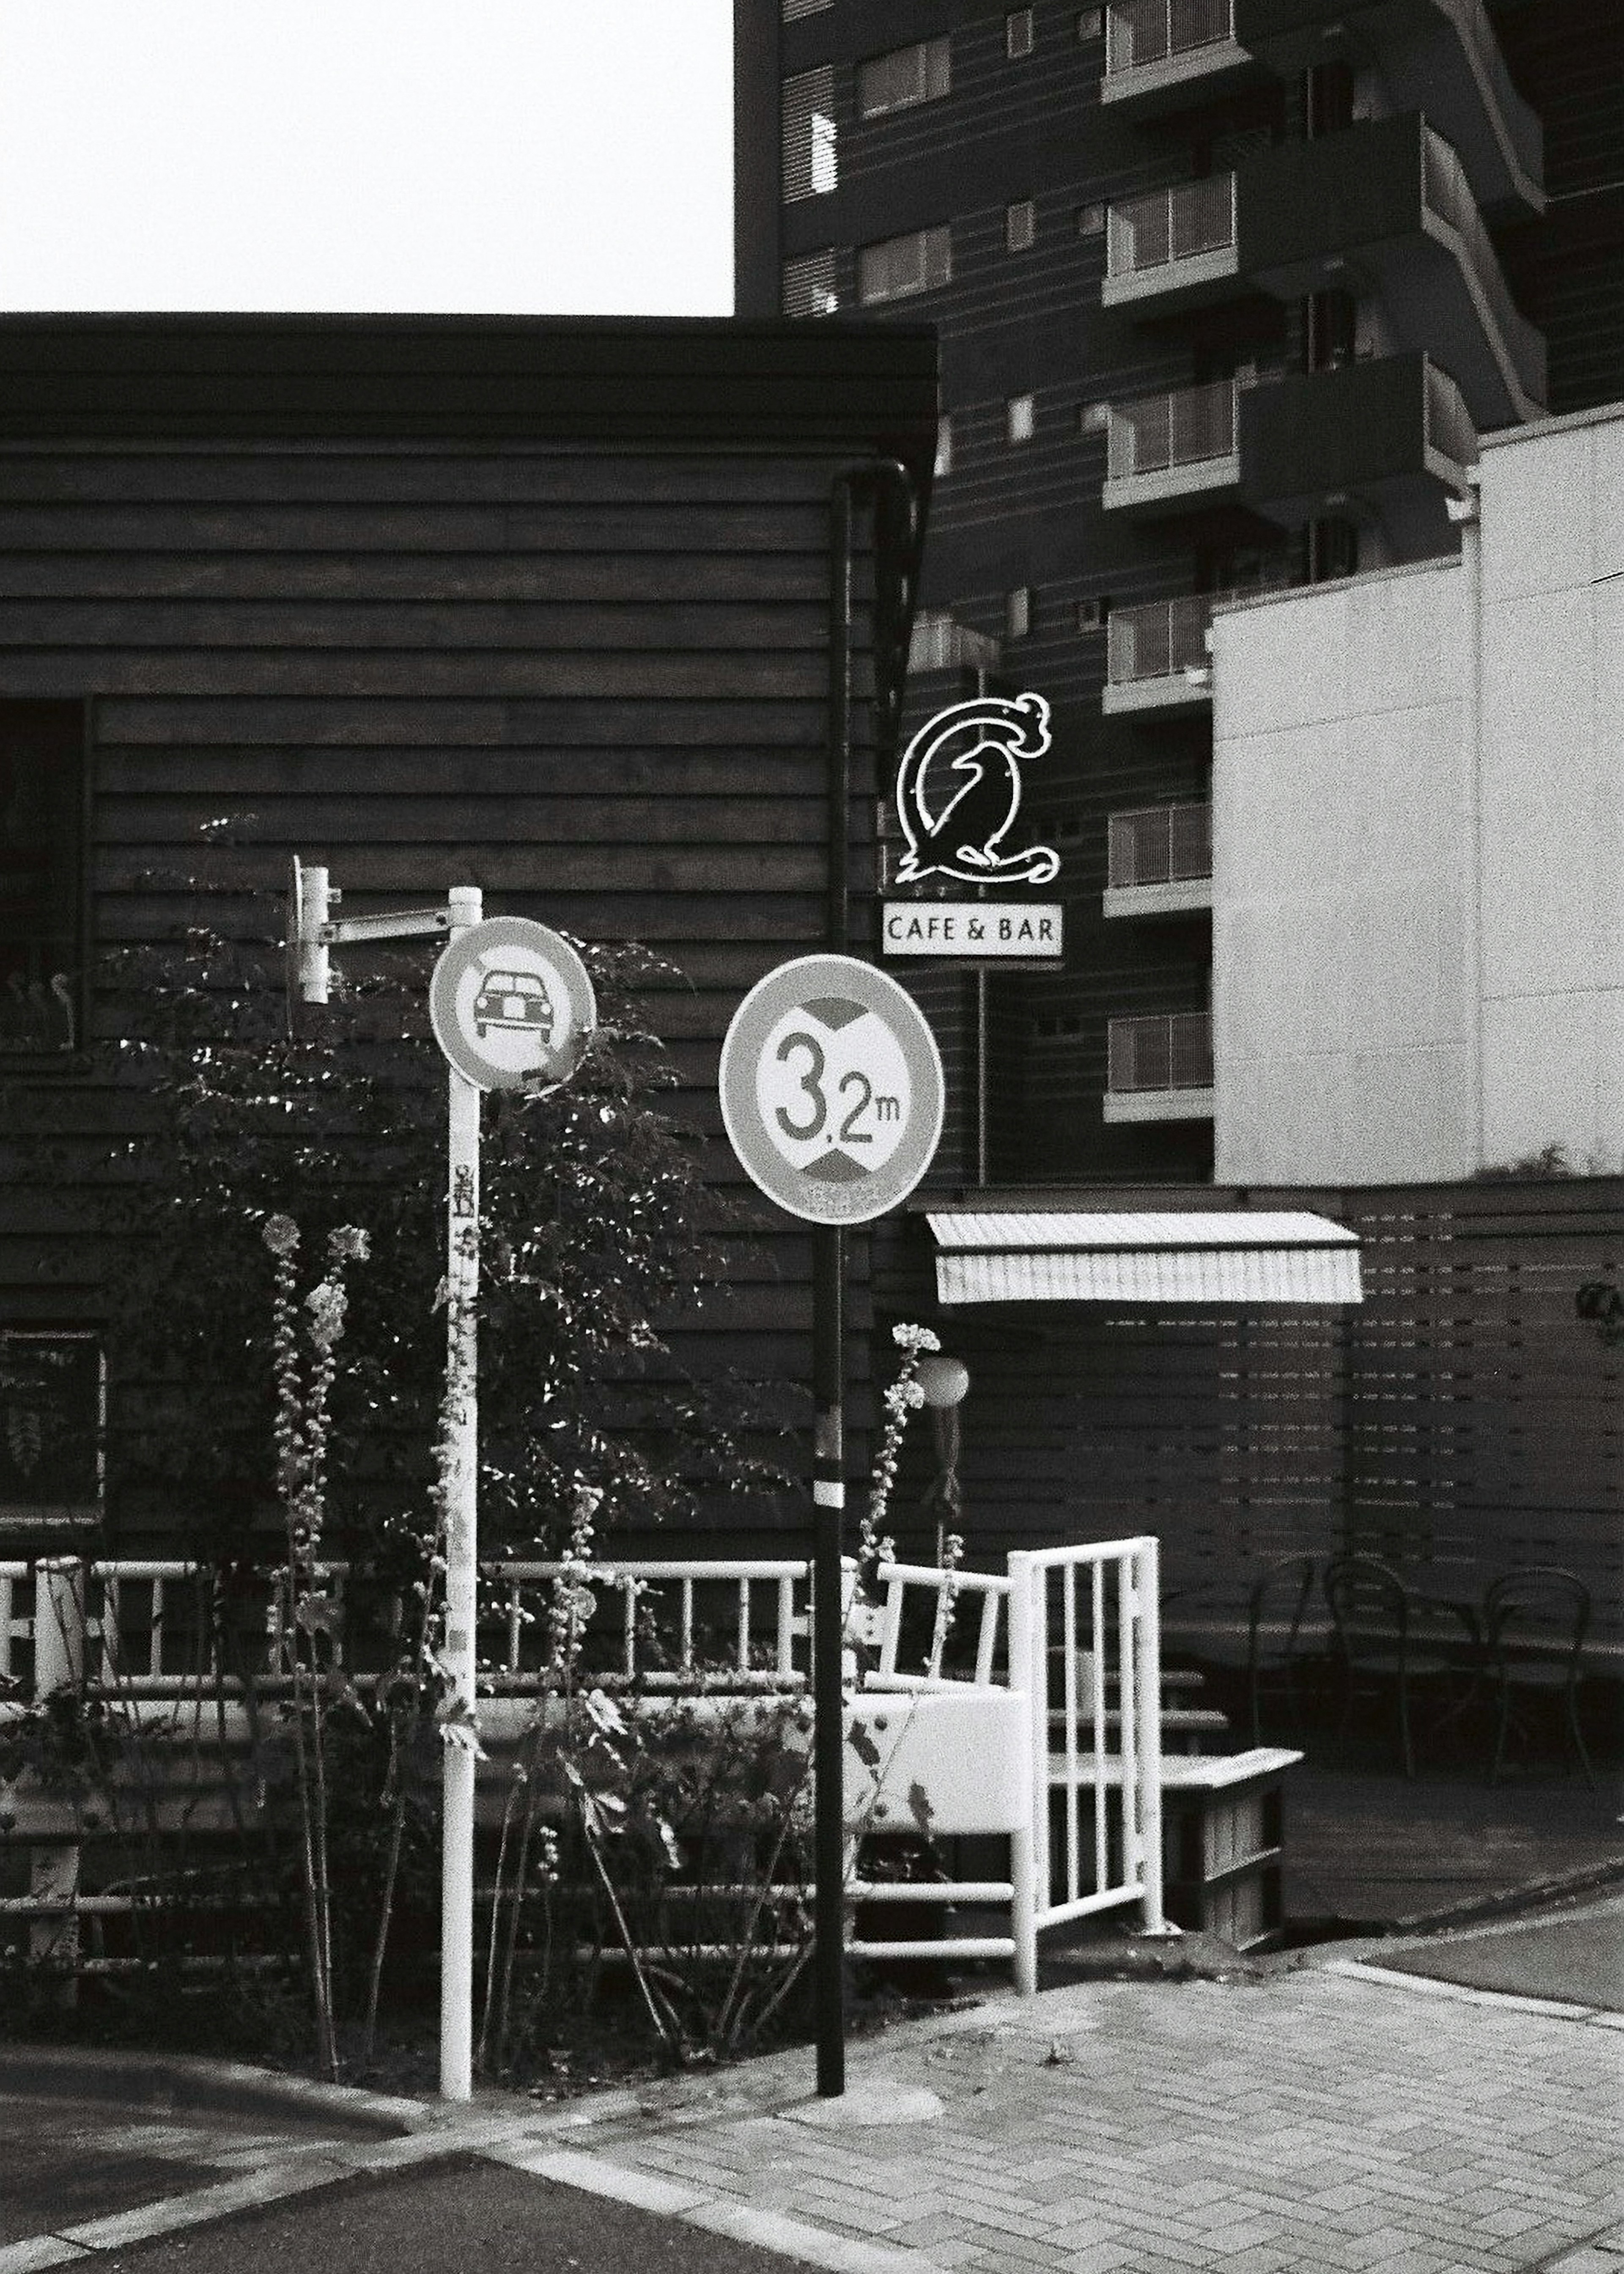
left=0, top=2, right=735, bottom=315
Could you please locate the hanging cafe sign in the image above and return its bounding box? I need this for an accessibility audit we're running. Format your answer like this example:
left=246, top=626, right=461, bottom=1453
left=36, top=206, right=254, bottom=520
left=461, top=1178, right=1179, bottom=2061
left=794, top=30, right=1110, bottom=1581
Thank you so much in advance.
left=881, top=691, right=1063, bottom=961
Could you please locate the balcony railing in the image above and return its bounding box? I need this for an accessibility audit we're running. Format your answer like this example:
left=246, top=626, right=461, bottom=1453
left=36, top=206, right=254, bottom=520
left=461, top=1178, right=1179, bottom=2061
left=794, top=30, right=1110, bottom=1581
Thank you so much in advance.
left=1423, top=358, right=1477, bottom=472
left=908, top=612, right=1003, bottom=676
left=1107, top=378, right=1237, bottom=483
left=1421, top=124, right=1545, bottom=406
left=1232, top=0, right=1542, bottom=213
left=1108, top=801, right=1213, bottom=890
left=1108, top=1011, right=1213, bottom=1094
left=1106, top=593, right=1214, bottom=689
left=1106, top=0, right=1234, bottom=77
left=1107, top=176, right=1235, bottom=281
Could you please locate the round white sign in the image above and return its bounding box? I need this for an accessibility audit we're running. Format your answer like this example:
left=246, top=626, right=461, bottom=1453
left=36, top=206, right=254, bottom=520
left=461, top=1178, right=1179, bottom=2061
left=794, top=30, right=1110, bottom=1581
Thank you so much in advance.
left=429, top=917, right=596, bottom=1093
left=719, top=955, right=944, bottom=1226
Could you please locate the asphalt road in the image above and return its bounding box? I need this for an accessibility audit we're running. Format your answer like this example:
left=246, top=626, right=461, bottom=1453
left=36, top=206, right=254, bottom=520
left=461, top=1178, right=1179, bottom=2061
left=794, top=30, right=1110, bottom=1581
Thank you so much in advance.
left=1373, top=1890, right=1624, bottom=2008
left=0, top=2137, right=218, bottom=2248
left=95, top=2156, right=822, bottom=2274
left=0, top=2087, right=354, bottom=2249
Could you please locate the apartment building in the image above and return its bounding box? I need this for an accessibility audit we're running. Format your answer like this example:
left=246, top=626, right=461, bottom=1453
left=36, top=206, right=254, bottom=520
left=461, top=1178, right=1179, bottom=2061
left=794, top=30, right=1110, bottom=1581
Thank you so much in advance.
left=736, top=0, right=1577, bottom=1186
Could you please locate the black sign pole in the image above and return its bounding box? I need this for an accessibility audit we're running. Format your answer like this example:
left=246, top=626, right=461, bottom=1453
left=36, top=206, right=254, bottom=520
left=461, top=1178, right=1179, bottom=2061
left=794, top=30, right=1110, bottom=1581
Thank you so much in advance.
left=812, top=1222, right=845, bottom=2098
left=813, top=472, right=855, bottom=2097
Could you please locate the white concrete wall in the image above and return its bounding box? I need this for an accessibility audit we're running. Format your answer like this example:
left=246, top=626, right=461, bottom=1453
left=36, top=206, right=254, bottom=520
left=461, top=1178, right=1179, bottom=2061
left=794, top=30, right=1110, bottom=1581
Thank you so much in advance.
left=1211, top=401, right=1624, bottom=1186
left=1476, top=409, right=1624, bottom=1173
left=1212, top=559, right=1473, bottom=1184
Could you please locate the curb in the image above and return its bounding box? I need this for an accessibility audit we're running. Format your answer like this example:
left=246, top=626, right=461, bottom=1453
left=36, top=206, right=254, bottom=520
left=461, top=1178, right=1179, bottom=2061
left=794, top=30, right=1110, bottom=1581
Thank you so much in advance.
left=0, top=2107, right=643, bottom=2271
left=1388, top=1852, right=1624, bottom=1938
left=1325, top=1957, right=1622, bottom=2027
left=493, top=2142, right=946, bottom=2274
left=0, top=2042, right=435, bottom=2139
left=0, top=2104, right=950, bottom=2274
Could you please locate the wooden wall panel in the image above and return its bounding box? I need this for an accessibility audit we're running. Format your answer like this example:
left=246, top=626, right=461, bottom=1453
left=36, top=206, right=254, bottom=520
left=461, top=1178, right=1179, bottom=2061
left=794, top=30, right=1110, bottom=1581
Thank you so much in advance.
left=878, top=1181, right=1624, bottom=1653
left=0, top=318, right=940, bottom=1555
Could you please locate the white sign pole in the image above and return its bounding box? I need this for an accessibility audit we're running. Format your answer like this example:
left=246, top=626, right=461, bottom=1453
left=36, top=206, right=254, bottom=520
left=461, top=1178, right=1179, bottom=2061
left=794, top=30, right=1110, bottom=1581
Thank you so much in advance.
left=439, top=883, right=483, bottom=2104
left=288, top=866, right=593, bottom=2103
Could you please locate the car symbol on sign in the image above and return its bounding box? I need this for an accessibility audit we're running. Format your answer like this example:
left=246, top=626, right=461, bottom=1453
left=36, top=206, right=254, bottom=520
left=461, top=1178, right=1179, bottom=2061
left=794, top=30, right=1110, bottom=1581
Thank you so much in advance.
left=473, top=969, right=554, bottom=1041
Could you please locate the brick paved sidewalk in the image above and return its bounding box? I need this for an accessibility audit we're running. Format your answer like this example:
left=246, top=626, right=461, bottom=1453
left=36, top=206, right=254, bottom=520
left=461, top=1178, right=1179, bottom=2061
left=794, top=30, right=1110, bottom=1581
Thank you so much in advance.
left=549, top=1964, right=1624, bottom=2274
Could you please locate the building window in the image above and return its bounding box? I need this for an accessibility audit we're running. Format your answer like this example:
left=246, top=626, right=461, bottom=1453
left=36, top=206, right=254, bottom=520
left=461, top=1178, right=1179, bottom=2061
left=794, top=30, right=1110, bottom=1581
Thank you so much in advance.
left=1108, top=1011, right=1213, bottom=1094
left=1076, top=596, right=1111, bottom=630
left=1075, top=201, right=1106, bottom=236
left=1007, top=393, right=1036, bottom=444
left=857, top=37, right=951, bottom=118
left=0, top=1328, right=104, bottom=1530
left=782, top=249, right=839, bottom=317
left=934, top=415, right=953, bottom=477
left=0, top=701, right=84, bottom=1055
left=1006, top=198, right=1037, bottom=251
left=1306, top=515, right=1360, bottom=582
left=782, top=67, right=837, bottom=201
left=1006, top=586, right=1033, bottom=638
left=1077, top=8, right=1104, bottom=36
left=1078, top=400, right=1110, bottom=433
left=857, top=224, right=952, bottom=305
left=1007, top=8, right=1036, bottom=58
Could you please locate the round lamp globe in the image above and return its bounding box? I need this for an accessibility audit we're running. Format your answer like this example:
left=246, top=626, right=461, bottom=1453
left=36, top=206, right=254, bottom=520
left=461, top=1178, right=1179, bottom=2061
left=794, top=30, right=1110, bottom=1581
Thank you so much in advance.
left=915, top=1353, right=971, bottom=1409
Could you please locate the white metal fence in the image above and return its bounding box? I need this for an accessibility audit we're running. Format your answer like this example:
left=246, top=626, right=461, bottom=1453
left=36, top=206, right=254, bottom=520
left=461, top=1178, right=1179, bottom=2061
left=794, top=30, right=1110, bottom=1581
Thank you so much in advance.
left=0, top=1541, right=1166, bottom=1987
left=484, top=1558, right=808, bottom=1689
left=870, top=1558, right=1009, bottom=1690
left=1012, top=1538, right=1164, bottom=1958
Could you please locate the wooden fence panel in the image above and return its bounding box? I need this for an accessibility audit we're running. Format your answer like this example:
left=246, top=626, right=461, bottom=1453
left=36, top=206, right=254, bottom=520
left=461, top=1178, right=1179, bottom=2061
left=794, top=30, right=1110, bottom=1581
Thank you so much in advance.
left=883, top=1179, right=1624, bottom=1654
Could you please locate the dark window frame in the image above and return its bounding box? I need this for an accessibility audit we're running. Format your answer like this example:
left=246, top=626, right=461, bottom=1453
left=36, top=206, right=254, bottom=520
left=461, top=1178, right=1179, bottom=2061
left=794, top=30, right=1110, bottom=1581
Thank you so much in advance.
left=857, top=223, right=952, bottom=306
left=0, top=1324, right=106, bottom=1537
left=0, top=698, right=92, bottom=1063
left=857, top=36, right=952, bottom=120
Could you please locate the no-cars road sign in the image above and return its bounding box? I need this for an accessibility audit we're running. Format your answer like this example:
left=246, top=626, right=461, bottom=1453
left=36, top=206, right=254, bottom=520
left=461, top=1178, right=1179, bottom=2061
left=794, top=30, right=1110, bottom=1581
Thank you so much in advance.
left=719, top=954, right=944, bottom=1227
left=430, top=916, right=596, bottom=1092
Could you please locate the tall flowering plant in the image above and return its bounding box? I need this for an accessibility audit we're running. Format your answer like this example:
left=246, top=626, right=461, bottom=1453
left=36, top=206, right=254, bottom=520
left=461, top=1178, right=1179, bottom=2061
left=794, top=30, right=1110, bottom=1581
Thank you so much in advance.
left=262, top=1212, right=370, bottom=2081
left=853, top=1323, right=965, bottom=1673
left=856, top=1321, right=940, bottom=1586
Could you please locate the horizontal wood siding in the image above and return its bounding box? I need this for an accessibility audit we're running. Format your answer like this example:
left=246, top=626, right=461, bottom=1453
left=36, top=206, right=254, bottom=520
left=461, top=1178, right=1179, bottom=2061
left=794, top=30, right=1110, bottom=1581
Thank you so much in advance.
left=0, top=319, right=939, bottom=1555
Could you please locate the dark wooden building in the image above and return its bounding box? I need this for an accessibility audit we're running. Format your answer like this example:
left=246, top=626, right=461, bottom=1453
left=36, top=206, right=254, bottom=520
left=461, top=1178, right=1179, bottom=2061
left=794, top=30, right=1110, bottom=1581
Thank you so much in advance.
left=0, top=314, right=938, bottom=1552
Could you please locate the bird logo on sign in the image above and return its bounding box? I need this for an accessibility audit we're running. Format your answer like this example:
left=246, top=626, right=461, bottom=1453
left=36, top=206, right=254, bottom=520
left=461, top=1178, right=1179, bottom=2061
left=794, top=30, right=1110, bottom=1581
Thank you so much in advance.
left=893, top=691, right=1059, bottom=887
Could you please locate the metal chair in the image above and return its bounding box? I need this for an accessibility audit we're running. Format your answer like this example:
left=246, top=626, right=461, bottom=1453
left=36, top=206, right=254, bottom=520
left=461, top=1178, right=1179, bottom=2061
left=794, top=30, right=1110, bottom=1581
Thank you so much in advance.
left=1165, top=1556, right=1316, bottom=1747
left=1322, top=1553, right=1466, bottom=1778
left=1240, top=1554, right=1317, bottom=1746
left=1482, top=1566, right=1595, bottom=1789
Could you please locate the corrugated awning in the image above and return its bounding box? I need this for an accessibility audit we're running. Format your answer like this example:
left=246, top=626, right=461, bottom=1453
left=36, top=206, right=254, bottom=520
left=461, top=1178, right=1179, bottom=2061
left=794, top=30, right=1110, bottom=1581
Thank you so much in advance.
left=928, top=1211, right=1362, bottom=1307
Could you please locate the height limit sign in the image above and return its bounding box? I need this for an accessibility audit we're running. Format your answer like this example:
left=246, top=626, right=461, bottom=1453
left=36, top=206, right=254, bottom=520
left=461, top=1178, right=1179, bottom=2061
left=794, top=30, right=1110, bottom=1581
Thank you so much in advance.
left=719, top=955, right=944, bottom=1227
